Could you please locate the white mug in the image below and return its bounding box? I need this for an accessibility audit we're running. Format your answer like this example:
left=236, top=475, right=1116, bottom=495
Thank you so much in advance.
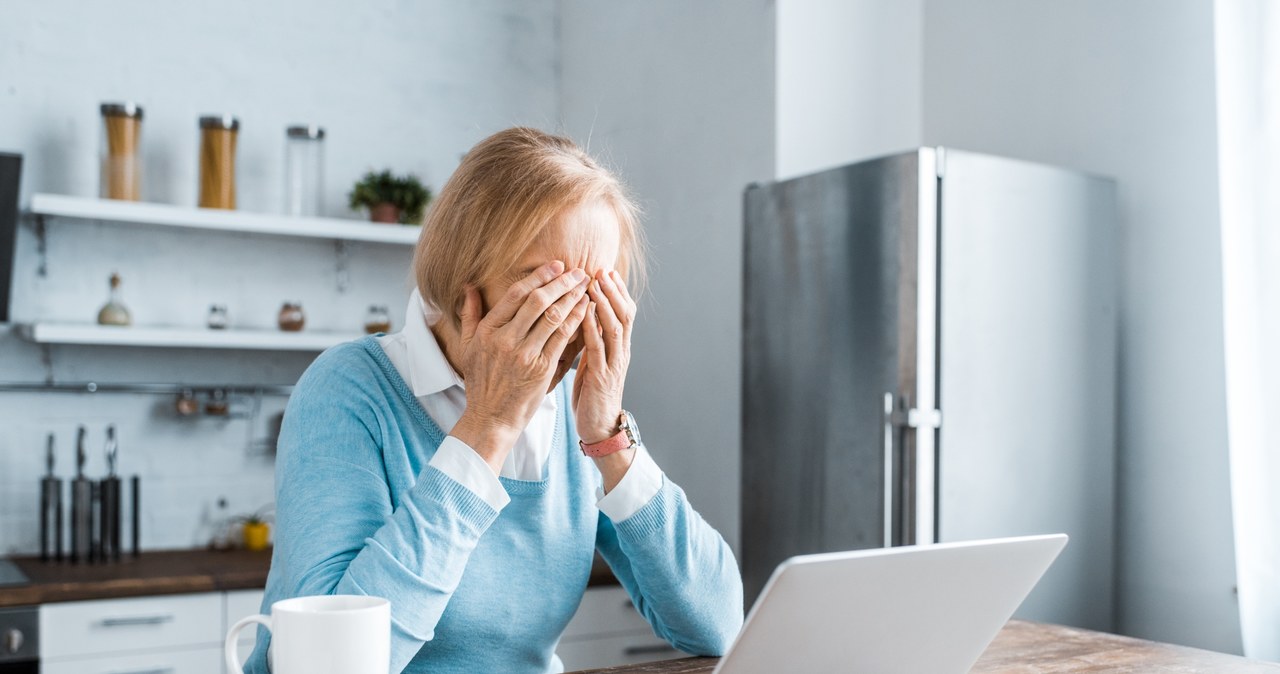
left=225, top=594, right=390, bottom=674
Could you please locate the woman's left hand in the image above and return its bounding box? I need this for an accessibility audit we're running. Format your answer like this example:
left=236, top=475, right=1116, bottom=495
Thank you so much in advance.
left=573, top=269, right=637, bottom=446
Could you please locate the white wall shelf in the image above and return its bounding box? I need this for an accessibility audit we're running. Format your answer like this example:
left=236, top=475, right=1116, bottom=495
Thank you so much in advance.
left=29, top=193, right=421, bottom=246
left=17, top=323, right=362, bottom=351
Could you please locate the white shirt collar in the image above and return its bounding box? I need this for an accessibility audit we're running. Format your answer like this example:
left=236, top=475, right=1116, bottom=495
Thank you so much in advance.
left=403, top=288, right=465, bottom=397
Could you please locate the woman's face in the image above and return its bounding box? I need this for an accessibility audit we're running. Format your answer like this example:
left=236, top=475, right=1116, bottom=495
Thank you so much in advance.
left=480, top=199, right=622, bottom=391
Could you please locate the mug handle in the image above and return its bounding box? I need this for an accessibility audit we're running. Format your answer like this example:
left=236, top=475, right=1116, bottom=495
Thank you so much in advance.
left=225, top=614, right=272, bottom=674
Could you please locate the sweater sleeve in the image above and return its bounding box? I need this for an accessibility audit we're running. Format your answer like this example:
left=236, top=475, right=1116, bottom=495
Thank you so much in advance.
left=594, top=476, right=745, bottom=656
left=248, top=347, right=500, bottom=674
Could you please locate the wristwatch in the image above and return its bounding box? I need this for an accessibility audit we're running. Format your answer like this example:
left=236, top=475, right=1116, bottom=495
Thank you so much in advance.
left=580, top=410, right=641, bottom=458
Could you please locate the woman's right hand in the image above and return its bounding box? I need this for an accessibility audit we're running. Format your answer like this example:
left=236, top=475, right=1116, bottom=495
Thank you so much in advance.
left=449, top=261, right=590, bottom=473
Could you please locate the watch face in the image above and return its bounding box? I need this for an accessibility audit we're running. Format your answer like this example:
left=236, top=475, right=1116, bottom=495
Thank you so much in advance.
left=623, top=410, right=641, bottom=447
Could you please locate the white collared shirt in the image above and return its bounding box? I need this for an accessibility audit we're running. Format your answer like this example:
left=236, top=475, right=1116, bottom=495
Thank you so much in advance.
left=377, top=290, right=663, bottom=520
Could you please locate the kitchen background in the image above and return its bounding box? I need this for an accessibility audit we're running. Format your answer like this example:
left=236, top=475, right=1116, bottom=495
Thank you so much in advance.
left=0, top=0, right=1267, bottom=664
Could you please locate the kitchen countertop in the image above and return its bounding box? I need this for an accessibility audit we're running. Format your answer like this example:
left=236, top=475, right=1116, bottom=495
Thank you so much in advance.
left=568, top=620, right=1280, bottom=673
left=0, top=548, right=619, bottom=608
left=0, top=548, right=272, bottom=607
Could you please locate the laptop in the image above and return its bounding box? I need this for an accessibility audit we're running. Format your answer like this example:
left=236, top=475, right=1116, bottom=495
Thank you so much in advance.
left=714, top=534, right=1068, bottom=674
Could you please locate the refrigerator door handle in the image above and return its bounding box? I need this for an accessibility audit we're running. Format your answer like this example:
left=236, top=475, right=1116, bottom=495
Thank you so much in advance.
left=882, top=392, right=896, bottom=548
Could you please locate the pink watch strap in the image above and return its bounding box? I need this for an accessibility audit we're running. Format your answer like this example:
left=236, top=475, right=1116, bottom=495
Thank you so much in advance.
left=580, top=428, right=631, bottom=458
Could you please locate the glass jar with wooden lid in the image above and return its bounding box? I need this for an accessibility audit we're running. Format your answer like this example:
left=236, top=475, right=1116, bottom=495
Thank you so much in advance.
left=198, top=115, right=239, bottom=209
left=100, top=102, right=143, bottom=201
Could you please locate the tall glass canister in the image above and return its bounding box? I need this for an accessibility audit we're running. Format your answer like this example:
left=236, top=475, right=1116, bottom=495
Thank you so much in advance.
left=100, top=102, right=143, bottom=201
left=199, top=115, right=239, bottom=209
left=284, top=125, right=325, bottom=217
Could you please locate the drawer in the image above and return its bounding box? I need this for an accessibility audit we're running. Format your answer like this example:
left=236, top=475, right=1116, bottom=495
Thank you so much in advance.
left=558, top=633, right=683, bottom=671
left=41, top=644, right=222, bottom=674
left=561, top=586, right=651, bottom=639
left=41, top=593, right=222, bottom=660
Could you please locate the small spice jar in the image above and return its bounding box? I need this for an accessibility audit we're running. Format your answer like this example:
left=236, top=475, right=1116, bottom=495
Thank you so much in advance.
left=364, top=305, right=391, bottom=334
left=207, top=304, right=229, bottom=330
left=198, top=115, right=239, bottom=209
left=284, top=125, right=325, bottom=217
left=100, top=102, right=143, bottom=201
left=278, top=302, right=305, bottom=332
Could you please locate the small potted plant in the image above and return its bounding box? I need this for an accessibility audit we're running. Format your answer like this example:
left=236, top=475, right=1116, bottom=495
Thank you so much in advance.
left=348, top=170, right=432, bottom=225
left=236, top=506, right=274, bottom=552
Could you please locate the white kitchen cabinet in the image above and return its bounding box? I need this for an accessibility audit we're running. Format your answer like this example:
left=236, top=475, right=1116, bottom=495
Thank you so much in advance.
left=41, top=645, right=223, bottom=674
left=223, top=589, right=266, bottom=670
left=40, top=593, right=222, bottom=661
left=556, top=586, right=685, bottom=670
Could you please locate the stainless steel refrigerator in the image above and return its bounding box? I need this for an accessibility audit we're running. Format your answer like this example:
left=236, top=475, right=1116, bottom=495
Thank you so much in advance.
left=742, top=147, right=1117, bottom=631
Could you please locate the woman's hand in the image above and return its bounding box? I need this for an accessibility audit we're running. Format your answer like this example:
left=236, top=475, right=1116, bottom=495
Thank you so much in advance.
left=574, top=270, right=638, bottom=491
left=450, top=261, right=591, bottom=473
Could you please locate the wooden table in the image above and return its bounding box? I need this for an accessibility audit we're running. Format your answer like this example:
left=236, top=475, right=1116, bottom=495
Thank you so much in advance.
left=570, top=620, right=1280, bottom=673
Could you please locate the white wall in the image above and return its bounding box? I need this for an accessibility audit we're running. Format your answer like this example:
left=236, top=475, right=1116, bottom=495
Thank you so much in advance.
left=0, top=0, right=558, bottom=553
left=776, top=0, right=923, bottom=178
left=922, top=0, right=1241, bottom=653
left=559, top=0, right=777, bottom=553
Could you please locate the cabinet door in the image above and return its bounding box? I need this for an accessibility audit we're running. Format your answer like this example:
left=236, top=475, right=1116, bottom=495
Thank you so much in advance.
left=557, top=587, right=687, bottom=670
left=41, top=645, right=222, bottom=674
left=557, top=634, right=682, bottom=671
left=560, top=587, right=651, bottom=640
left=40, top=594, right=222, bottom=660
left=223, top=589, right=266, bottom=668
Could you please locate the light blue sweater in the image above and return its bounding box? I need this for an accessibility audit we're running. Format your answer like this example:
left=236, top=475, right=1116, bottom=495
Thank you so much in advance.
left=244, top=338, right=743, bottom=673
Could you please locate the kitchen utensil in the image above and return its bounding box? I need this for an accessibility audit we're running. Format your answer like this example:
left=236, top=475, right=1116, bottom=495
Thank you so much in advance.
left=176, top=388, right=200, bottom=416
left=206, top=388, right=230, bottom=416
left=39, top=434, right=62, bottom=562
left=225, top=595, right=390, bottom=674
left=100, top=425, right=122, bottom=562
left=70, top=427, right=91, bottom=564
left=89, top=480, right=102, bottom=563
left=131, top=474, right=140, bottom=557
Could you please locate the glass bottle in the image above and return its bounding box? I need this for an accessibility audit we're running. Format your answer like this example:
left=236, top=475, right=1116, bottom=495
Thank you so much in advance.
left=284, top=125, right=325, bottom=217
left=97, top=272, right=132, bottom=326
left=364, top=304, right=391, bottom=334
left=198, top=115, right=239, bottom=209
left=100, top=102, right=143, bottom=201
left=207, top=304, right=229, bottom=330
left=278, top=302, right=305, bottom=332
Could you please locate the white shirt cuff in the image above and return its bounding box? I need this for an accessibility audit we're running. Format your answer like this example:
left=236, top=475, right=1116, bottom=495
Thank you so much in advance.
left=596, top=444, right=664, bottom=522
left=428, top=436, right=511, bottom=511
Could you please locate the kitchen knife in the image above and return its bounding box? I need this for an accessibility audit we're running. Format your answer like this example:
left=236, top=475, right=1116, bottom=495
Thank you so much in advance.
left=39, top=433, right=62, bottom=562
left=70, top=426, right=92, bottom=564
left=101, top=425, right=121, bottom=562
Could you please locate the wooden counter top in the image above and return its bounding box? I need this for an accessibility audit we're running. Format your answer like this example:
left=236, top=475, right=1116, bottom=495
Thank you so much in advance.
left=570, top=620, right=1280, bottom=673
left=0, top=548, right=272, bottom=607
left=0, top=548, right=619, bottom=608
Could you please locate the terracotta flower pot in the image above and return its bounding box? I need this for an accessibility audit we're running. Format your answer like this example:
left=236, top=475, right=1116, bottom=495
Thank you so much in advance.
left=369, top=202, right=401, bottom=224
left=242, top=522, right=270, bottom=551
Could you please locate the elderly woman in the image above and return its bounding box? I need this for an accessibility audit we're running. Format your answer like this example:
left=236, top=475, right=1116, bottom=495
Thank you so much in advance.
left=245, top=128, right=743, bottom=673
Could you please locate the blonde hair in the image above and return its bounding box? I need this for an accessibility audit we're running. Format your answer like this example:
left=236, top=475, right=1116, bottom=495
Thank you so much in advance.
left=413, top=127, right=646, bottom=328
